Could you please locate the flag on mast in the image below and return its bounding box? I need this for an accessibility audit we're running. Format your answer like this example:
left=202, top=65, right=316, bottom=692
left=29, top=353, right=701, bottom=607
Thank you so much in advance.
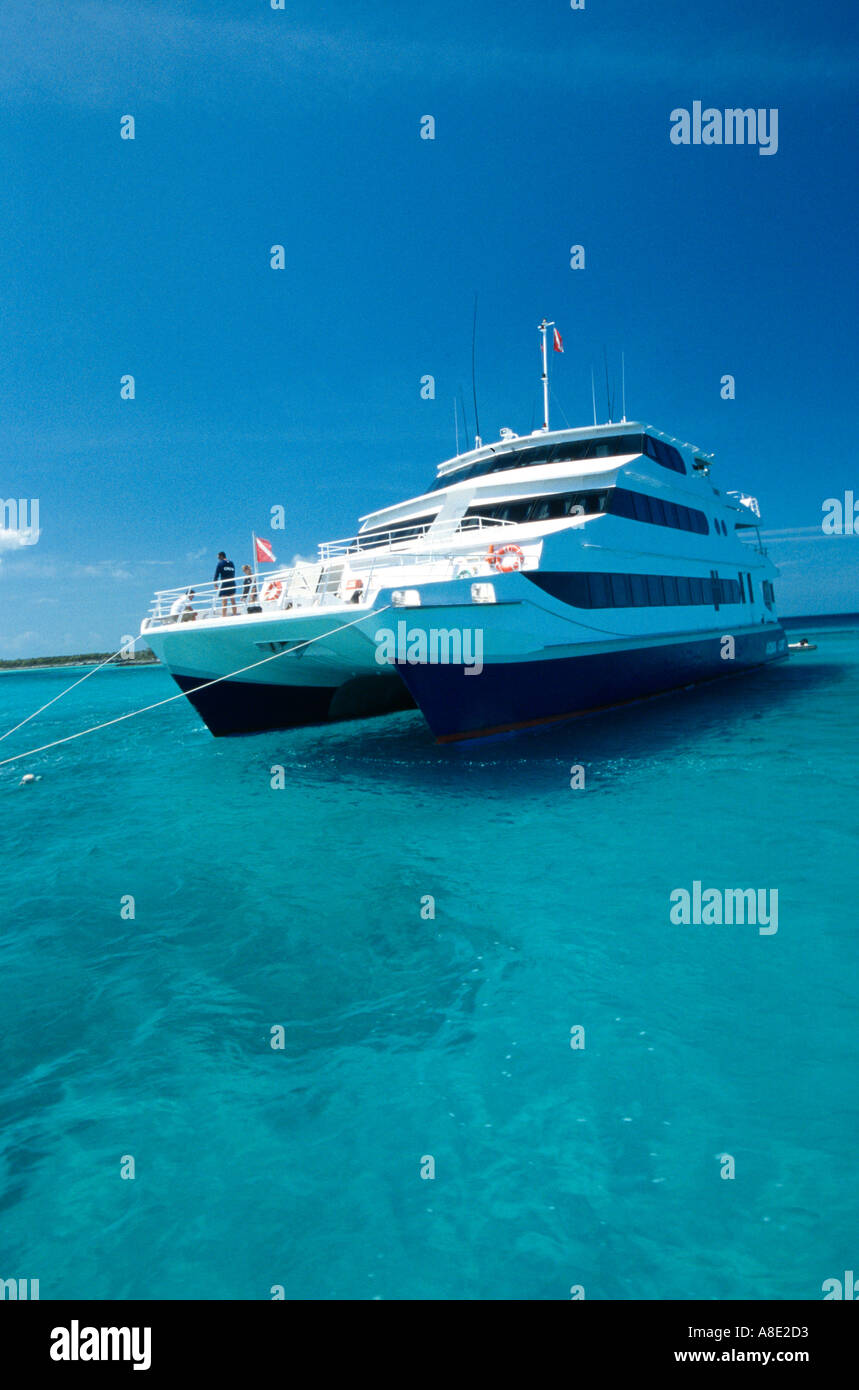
left=553, top=327, right=564, bottom=353
left=254, top=536, right=276, bottom=564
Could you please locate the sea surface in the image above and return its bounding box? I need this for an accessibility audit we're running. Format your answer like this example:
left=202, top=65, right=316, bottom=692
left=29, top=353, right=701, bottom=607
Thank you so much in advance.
left=1, top=617, right=857, bottom=1300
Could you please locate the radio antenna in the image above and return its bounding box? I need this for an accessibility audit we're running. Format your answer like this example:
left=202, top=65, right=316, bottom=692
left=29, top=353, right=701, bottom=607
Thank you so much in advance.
left=453, top=397, right=460, bottom=455
left=621, top=352, right=627, bottom=423
left=591, top=368, right=597, bottom=426
left=471, top=294, right=481, bottom=445
left=603, top=346, right=612, bottom=424
left=459, top=386, right=470, bottom=450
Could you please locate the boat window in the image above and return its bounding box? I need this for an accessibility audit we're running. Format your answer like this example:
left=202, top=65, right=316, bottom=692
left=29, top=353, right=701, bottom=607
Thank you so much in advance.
left=610, top=573, right=632, bottom=607
left=608, top=488, right=708, bottom=534
left=587, top=573, right=612, bottom=607
left=644, top=435, right=687, bottom=474
left=646, top=574, right=665, bottom=605
left=460, top=489, right=610, bottom=528
left=629, top=574, right=649, bottom=606
left=527, top=570, right=744, bottom=610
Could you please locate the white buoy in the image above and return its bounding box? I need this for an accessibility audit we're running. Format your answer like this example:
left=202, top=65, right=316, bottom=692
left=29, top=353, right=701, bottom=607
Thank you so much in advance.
left=20, top=773, right=36, bottom=786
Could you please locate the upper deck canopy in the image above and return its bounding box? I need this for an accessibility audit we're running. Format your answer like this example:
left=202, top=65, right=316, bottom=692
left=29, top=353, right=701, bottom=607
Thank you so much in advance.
left=428, top=422, right=709, bottom=493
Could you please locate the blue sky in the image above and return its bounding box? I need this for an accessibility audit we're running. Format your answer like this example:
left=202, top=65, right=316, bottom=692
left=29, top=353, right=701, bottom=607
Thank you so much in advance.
left=1, top=0, right=857, bottom=654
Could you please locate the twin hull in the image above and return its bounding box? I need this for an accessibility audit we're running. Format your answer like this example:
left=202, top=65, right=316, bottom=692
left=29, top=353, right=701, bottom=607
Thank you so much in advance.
left=143, top=572, right=788, bottom=741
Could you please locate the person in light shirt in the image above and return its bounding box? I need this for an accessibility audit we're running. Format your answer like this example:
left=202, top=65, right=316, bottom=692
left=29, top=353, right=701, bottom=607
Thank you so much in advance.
left=170, top=589, right=197, bottom=622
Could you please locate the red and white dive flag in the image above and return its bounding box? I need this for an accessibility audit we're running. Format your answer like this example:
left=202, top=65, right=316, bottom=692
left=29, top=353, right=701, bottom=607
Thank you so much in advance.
left=553, top=327, right=564, bottom=353
left=254, top=536, right=276, bottom=563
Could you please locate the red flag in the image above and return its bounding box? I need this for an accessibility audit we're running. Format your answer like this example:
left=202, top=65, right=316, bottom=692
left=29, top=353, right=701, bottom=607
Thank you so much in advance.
left=255, top=536, right=276, bottom=563
left=553, top=328, right=564, bottom=353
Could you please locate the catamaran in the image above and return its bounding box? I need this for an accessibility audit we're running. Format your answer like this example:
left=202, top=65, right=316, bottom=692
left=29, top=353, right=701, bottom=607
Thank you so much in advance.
left=141, top=323, right=786, bottom=741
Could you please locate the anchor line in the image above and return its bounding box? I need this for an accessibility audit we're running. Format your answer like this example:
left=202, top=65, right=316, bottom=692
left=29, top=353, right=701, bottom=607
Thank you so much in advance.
left=0, top=637, right=141, bottom=745
left=0, top=607, right=390, bottom=770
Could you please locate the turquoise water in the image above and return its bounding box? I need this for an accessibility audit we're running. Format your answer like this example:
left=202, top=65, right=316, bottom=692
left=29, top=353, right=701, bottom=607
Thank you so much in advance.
left=1, top=621, right=857, bottom=1300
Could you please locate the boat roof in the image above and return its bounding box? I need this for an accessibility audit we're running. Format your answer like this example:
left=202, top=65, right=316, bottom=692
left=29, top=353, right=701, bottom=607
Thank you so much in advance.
left=433, top=421, right=708, bottom=483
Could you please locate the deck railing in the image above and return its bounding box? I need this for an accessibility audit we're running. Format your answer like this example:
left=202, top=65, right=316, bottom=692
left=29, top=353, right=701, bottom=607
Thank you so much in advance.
left=142, top=521, right=539, bottom=630
left=317, top=514, right=517, bottom=560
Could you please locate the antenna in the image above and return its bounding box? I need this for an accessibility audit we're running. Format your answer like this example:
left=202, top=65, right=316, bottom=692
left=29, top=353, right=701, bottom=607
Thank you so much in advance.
left=603, top=346, right=612, bottom=424
left=621, top=352, right=626, bottom=423
left=459, top=386, right=470, bottom=449
left=591, top=368, right=597, bottom=426
left=453, top=397, right=459, bottom=456
left=471, top=294, right=481, bottom=446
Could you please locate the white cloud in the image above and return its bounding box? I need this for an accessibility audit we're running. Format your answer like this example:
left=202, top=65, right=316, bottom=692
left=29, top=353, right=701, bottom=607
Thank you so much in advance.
left=0, top=527, right=41, bottom=551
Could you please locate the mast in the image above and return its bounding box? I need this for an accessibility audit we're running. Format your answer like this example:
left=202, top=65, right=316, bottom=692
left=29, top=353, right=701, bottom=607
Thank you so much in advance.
left=539, top=318, right=555, bottom=432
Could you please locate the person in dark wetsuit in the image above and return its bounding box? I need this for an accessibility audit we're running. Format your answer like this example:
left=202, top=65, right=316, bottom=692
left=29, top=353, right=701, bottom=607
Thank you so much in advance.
left=214, top=551, right=238, bottom=617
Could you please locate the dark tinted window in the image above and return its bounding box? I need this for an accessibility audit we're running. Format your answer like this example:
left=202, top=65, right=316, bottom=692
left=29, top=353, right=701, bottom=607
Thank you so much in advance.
left=629, top=573, right=649, bottom=606
left=646, top=574, right=665, bottom=605
left=644, top=435, right=686, bottom=474
left=587, top=572, right=611, bottom=607
left=462, top=489, right=610, bottom=527
left=527, top=571, right=739, bottom=610
left=609, top=488, right=708, bottom=534
left=611, top=488, right=636, bottom=520
left=610, top=573, right=632, bottom=606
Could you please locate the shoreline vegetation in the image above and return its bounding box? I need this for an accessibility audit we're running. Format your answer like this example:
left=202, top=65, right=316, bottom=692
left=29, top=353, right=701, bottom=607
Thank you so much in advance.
left=0, top=652, right=159, bottom=671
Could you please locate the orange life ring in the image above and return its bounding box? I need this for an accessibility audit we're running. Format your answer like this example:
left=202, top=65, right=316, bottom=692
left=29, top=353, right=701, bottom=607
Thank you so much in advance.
left=491, top=543, right=525, bottom=573
left=261, top=580, right=283, bottom=603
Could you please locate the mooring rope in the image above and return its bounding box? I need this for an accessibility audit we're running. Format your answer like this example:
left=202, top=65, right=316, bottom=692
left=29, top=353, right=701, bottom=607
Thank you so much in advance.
left=0, top=606, right=389, bottom=770
left=0, top=637, right=141, bottom=745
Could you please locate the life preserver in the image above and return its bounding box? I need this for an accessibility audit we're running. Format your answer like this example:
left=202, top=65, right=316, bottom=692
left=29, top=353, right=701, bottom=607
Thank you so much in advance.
left=261, top=580, right=283, bottom=603
left=491, top=544, right=525, bottom=573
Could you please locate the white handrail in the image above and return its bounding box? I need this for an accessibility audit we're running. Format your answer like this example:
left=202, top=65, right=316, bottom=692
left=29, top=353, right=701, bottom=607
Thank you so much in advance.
left=143, top=527, right=541, bottom=629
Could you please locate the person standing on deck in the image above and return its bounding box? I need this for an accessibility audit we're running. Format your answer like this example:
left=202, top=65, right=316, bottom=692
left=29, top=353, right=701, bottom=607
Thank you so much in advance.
left=214, top=551, right=238, bottom=617
left=242, top=564, right=259, bottom=610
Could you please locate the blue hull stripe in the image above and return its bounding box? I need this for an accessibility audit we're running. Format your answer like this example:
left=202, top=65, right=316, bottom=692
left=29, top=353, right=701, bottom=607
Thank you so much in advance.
left=394, top=628, right=787, bottom=741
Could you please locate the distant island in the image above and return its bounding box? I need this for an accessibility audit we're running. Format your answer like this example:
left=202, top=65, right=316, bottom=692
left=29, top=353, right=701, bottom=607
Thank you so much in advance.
left=0, top=651, right=159, bottom=671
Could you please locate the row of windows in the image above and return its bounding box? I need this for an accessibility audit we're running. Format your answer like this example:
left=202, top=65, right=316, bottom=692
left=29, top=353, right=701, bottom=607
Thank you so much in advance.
left=462, top=490, right=609, bottom=525
left=464, top=485, right=709, bottom=534
left=427, top=431, right=687, bottom=492
left=371, top=484, right=714, bottom=543
left=643, top=435, right=686, bottom=473
left=528, top=570, right=747, bottom=610
left=609, top=487, right=709, bottom=534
